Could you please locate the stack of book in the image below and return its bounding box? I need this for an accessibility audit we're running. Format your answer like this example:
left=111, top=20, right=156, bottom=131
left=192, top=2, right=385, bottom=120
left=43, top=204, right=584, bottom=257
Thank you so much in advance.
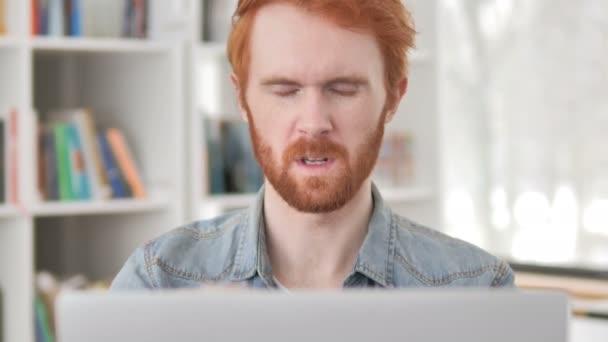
left=0, top=108, right=20, bottom=206
left=38, top=109, right=146, bottom=202
left=373, top=131, right=415, bottom=189
left=31, top=0, right=148, bottom=38
left=204, top=118, right=264, bottom=195
left=35, top=271, right=109, bottom=342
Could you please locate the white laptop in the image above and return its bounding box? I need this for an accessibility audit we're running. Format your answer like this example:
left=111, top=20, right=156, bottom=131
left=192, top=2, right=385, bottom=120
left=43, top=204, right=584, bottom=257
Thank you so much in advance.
left=56, top=289, right=569, bottom=342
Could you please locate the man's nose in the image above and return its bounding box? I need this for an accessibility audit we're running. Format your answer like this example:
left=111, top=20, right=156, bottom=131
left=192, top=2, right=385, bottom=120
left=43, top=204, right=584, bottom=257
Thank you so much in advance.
left=295, top=90, right=333, bottom=138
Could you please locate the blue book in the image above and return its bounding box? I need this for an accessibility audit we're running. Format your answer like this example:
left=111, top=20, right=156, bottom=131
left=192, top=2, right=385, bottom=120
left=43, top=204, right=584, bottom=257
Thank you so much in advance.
left=43, top=127, right=59, bottom=201
left=48, top=0, right=64, bottom=36
left=67, top=124, right=91, bottom=200
left=97, top=132, right=128, bottom=198
left=39, top=0, right=49, bottom=35
left=70, top=0, right=82, bottom=36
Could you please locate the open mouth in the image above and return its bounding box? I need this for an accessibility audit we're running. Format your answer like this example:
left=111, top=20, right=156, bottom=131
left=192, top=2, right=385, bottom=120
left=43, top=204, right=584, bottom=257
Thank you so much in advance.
left=300, top=157, right=330, bottom=166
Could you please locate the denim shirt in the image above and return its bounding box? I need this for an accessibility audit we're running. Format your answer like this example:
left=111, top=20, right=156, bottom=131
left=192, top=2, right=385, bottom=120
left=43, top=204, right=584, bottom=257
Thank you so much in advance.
left=111, top=185, right=515, bottom=289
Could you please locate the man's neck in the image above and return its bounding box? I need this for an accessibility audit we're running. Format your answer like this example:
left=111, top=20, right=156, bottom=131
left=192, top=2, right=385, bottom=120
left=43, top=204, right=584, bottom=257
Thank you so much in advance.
left=263, top=180, right=374, bottom=289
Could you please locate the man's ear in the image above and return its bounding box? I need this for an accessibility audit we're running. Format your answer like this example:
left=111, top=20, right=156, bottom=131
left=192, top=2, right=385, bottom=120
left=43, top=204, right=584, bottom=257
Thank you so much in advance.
left=231, top=73, right=249, bottom=123
left=384, top=78, right=409, bottom=123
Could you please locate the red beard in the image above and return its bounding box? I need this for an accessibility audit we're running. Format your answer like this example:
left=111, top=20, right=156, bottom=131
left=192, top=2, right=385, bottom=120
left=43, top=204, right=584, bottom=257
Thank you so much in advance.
left=248, top=112, right=386, bottom=213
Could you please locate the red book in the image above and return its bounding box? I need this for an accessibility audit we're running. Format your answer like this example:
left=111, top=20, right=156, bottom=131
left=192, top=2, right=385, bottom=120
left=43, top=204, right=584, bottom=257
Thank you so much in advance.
left=32, top=0, right=40, bottom=35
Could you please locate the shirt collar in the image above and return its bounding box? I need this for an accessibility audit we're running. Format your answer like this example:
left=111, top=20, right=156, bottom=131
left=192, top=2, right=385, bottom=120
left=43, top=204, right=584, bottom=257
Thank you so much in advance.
left=229, top=183, right=397, bottom=288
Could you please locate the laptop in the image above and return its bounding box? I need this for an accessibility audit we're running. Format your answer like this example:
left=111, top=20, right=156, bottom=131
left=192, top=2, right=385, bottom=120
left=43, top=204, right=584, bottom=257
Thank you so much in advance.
left=56, top=289, right=569, bottom=342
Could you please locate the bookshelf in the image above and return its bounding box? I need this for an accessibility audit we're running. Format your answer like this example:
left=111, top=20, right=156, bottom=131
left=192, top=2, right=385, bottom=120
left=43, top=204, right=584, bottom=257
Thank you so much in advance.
left=0, top=0, right=190, bottom=341
left=191, top=0, right=442, bottom=228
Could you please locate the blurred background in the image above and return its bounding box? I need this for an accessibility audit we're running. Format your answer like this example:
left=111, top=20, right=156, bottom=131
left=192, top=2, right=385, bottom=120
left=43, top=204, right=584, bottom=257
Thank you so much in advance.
left=0, top=0, right=607, bottom=341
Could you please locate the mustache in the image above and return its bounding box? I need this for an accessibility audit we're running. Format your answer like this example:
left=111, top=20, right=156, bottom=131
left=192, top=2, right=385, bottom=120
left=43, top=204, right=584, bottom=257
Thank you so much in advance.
left=283, top=138, right=348, bottom=162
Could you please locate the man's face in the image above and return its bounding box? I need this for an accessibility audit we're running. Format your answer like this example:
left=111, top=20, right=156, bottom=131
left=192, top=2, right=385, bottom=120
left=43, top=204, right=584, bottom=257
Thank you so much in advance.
left=239, top=3, right=392, bottom=213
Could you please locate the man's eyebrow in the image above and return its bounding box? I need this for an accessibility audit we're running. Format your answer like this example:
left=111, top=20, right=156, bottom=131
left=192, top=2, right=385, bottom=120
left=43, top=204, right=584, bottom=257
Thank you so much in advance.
left=260, top=76, right=370, bottom=87
left=260, top=77, right=302, bottom=86
left=325, top=76, right=369, bottom=86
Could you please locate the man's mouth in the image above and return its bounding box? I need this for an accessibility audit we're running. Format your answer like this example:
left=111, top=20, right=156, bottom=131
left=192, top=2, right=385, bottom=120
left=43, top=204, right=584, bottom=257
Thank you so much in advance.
left=300, top=157, right=330, bottom=166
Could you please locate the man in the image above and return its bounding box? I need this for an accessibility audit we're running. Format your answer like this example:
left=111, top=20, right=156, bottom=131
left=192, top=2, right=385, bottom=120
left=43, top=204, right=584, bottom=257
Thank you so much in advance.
left=112, top=0, right=514, bottom=289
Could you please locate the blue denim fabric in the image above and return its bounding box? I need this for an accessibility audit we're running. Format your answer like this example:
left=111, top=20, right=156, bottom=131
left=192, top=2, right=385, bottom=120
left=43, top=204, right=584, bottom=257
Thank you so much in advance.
left=111, top=184, right=514, bottom=289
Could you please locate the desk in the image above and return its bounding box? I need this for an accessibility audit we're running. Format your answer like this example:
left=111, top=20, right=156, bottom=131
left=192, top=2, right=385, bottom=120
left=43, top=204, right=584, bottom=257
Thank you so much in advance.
left=572, top=318, right=608, bottom=341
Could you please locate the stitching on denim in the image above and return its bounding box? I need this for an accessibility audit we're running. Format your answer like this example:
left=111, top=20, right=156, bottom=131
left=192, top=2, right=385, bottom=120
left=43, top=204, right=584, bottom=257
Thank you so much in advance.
left=386, top=213, right=398, bottom=286
left=175, top=214, right=244, bottom=241
left=143, top=242, right=159, bottom=288
left=154, top=257, right=234, bottom=282
left=395, top=253, right=501, bottom=286
left=359, top=263, right=386, bottom=285
left=490, top=261, right=508, bottom=287
left=231, top=211, right=251, bottom=278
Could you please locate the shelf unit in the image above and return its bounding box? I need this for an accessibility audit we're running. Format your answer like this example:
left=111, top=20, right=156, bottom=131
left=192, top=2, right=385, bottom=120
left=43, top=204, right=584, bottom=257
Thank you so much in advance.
left=190, top=0, right=441, bottom=227
left=0, top=1, right=190, bottom=341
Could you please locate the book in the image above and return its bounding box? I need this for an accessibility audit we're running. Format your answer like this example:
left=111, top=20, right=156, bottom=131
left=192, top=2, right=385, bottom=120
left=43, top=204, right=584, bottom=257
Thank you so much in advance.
left=54, top=123, right=74, bottom=201
left=204, top=118, right=226, bottom=194
left=221, top=120, right=264, bottom=193
left=106, top=128, right=146, bottom=198
left=48, top=0, right=64, bottom=36
left=0, top=0, right=6, bottom=35
left=68, top=0, right=82, bottom=36
left=42, top=126, right=59, bottom=200
left=37, top=126, right=46, bottom=201
left=32, top=0, right=41, bottom=35
left=97, top=132, right=129, bottom=198
left=74, top=109, right=110, bottom=200
left=39, top=0, right=49, bottom=35
left=66, top=123, right=91, bottom=200
left=34, top=296, right=54, bottom=342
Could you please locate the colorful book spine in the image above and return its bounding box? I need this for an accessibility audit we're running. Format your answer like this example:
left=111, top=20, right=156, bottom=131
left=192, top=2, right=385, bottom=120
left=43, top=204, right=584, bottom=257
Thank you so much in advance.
left=32, top=0, right=41, bottom=35
left=106, top=128, right=146, bottom=198
left=54, top=124, right=74, bottom=201
left=97, top=132, right=129, bottom=198
left=34, top=296, right=55, bottom=342
left=0, top=0, right=6, bottom=35
left=75, top=109, right=109, bottom=200
left=48, top=0, right=64, bottom=36
left=69, top=0, right=82, bottom=36
left=42, top=127, right=59, bottom=201
left=67, top=123, right=91, bottom=200
left=39, top=0, right=49, bottom=35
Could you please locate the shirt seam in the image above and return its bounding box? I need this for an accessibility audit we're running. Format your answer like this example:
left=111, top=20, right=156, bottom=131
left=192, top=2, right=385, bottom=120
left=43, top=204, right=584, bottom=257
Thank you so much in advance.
left=395, top=253, right=502, bottom=286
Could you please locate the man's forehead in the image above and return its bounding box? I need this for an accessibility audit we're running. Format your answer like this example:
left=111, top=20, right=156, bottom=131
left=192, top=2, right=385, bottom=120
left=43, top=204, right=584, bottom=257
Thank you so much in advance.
left=248, top=3, right=383, bottom=82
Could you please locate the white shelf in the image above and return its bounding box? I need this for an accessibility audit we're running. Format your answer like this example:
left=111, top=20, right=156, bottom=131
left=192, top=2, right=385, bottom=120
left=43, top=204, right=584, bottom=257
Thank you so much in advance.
left=32, top=196, right=170, bottom=217
left=0, top=204, right=20, bottom=218
left=29, top=37, right=174, bottom=53
left=0, top=36, right=20, bottom=49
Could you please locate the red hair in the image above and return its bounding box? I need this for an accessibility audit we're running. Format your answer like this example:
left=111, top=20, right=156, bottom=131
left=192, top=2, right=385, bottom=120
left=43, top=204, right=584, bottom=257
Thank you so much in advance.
left=227, top=0, right=416, bottom=104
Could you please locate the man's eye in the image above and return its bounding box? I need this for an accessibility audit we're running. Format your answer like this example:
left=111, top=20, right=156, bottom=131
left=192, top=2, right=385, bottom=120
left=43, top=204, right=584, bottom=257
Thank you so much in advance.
left=272, top=86, right=300, bottom=97
left=329, top=84, right=358, bottom=96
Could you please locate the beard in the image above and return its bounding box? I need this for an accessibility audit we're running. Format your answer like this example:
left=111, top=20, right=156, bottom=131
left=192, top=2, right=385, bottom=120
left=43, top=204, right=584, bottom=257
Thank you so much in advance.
left=247, top=110, right=386, bottom=214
